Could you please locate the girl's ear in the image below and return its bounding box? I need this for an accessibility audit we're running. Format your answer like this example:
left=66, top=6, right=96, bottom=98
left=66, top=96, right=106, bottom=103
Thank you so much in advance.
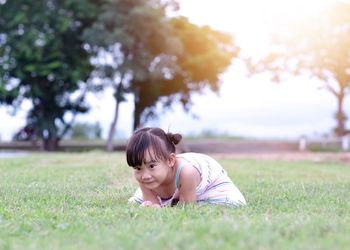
left=168, top=153, right=176, bottom=168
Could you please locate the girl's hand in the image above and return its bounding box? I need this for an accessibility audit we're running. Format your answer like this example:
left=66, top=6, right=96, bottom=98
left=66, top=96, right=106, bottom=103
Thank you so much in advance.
left=140, top=201, right=160, bottom=208
left=141, top=200, right=153, bottom=207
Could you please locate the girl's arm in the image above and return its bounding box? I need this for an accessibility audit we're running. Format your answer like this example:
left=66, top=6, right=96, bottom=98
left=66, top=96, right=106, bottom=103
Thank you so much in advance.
left=178, top=166, right=200, bottom=203
left=139, top=184, right=160, bottom=206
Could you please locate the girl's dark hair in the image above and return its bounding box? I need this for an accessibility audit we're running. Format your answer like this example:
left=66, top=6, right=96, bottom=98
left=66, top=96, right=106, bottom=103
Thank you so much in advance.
left=126, top=127, right=182, bottom=167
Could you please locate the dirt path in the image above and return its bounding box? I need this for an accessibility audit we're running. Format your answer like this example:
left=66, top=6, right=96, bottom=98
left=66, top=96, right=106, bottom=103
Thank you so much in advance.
left=210, top=152, right=350, bottom=165
left=183, top=140, right=299, bottom=154
left=183, top=140, right=350, bottom=164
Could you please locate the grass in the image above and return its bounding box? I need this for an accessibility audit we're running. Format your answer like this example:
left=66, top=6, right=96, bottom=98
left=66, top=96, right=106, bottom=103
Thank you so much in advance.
left=0, top=152, right=349, bottom=250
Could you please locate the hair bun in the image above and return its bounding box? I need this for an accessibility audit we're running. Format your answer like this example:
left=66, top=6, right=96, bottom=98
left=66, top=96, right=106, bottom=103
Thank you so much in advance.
left=167, top=132, right=182, bottom=145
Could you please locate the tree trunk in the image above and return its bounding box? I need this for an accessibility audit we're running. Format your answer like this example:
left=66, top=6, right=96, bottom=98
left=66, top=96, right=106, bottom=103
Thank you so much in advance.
left=43, top=137, right=59, bottom=151
left=334, top=91, right=347, bottom=137
left=106, top=96, right=121, bottom=152
left=133, top=98, right=142, bottom=131
left=106, top=78, right=125, bottom=152
left=41, top=118, right=60, bottom=151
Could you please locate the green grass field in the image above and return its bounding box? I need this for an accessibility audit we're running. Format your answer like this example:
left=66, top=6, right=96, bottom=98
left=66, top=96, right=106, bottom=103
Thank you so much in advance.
left=0, top=152, right=349, bottom=250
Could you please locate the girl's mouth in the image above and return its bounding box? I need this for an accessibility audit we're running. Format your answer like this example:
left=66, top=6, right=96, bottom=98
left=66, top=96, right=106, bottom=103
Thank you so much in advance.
left=143, top=180, right=154, bottom=184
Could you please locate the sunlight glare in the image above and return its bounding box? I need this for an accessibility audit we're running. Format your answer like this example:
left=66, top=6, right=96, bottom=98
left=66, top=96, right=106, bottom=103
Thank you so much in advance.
left=180, top=0, right=340, bottom=57
left=180, top=0, right=338, bottom=30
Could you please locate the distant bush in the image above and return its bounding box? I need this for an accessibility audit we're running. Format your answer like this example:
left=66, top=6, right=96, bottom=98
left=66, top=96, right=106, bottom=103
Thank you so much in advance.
left=186, top=129, right=246, bottom=140
left=68, top=122, right=102, bottom=140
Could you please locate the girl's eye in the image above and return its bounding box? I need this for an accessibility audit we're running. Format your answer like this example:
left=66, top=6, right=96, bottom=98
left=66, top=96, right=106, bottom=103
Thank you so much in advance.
left=149, top=164, right=155, bottom=169
left=134, top=167, right=141, bottom=171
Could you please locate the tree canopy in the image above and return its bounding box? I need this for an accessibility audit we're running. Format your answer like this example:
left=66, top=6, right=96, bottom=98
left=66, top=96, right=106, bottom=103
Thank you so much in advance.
left=83, top=0, right=180, bottom=150
left=132, top=16, right=237, bottom=130
left=0, top=0, right=100, bottom=150
left=84, top=0, right=237, bottom=137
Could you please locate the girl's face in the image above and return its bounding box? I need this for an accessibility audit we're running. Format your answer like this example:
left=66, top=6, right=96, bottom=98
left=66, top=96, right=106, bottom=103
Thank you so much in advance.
left=133, top=149, right=175, bottom=190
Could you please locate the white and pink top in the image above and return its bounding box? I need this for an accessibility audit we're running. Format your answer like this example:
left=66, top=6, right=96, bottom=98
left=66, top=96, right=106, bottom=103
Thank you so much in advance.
left=129, top=152, right=247, bottom=207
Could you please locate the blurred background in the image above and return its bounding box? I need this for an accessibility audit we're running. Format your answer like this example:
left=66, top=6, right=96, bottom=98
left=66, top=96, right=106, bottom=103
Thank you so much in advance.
left=1, top=0, right=350, bottom=152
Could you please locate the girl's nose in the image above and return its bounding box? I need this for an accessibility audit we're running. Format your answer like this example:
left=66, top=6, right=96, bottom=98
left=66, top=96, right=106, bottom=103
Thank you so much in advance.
left=141, top=172, right=151, bottom=181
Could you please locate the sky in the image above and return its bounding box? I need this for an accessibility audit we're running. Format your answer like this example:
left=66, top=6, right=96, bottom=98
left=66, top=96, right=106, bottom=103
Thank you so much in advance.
left=0, top=0, right=347, bottom=141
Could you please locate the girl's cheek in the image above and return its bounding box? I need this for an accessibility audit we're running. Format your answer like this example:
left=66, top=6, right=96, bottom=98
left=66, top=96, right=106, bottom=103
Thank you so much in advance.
left=134, top=171, right=144, bottom=180
left=133, top=171, right=140, bottom=179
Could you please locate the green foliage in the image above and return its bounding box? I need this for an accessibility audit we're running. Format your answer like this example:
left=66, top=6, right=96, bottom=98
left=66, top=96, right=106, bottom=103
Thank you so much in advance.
left=132, top=17, right=238, bottom=129
left=84, top=0, right=237, bottom=130
left=84, top=0, right=180, bottom=129
left=185, top=129, right=246, bottom=140
left=68, top=122, right=102, bottom=139
left=0, top=153, right=349, bottom=249
left=0, top=0, right=101, bottom=150
left=171, top=17, right=236, bottom=86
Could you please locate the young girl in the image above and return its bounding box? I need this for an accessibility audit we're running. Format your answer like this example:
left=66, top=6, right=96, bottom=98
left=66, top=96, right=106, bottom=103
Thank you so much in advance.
left=126, top=127, right=246, bottom=208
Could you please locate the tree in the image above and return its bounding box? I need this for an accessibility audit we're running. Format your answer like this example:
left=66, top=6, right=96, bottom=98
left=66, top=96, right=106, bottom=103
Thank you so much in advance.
left=85, top=1, right=237, bottom=152
left=131, top=17, right=237, bottom=130
left=84, top=0, right=181, bottom=151
left=249, top=2, right=350, bottom=137
left=0, top=0, right=100, bottom=150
